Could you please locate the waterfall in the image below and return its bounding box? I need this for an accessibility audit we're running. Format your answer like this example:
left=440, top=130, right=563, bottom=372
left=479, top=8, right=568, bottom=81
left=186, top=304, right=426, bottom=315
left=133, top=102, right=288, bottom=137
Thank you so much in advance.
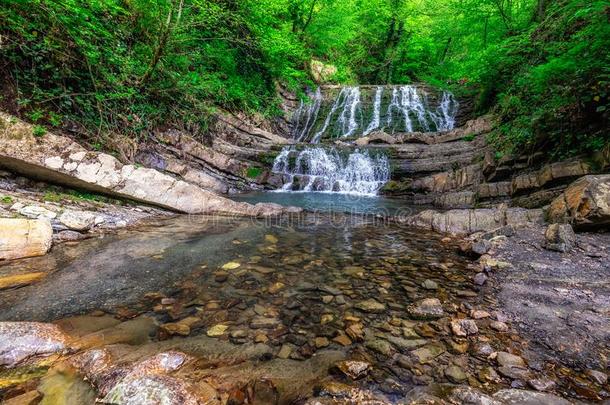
left=272, top=146, right=390, bottom=196
left=293, top=85, right=459, bottom=142
left=364, top=86, right=383, bottom=135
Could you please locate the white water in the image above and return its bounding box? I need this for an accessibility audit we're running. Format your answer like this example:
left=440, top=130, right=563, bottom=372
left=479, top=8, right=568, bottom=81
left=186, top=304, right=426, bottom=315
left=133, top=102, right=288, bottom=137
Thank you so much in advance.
left=293, top=85, right=458, bottom=142
left=272, top=146, right=390, bottom=195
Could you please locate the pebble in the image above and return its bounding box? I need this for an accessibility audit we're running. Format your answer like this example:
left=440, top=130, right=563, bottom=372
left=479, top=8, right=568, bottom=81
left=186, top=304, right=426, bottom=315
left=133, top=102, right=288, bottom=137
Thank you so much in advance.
left=221, top=261, right=241, bottom=270
left=473, top=272, right=488, bottom=286
left=445, top=365, right=468, bottom=383
left=586, top=369, right=608, bottom=385
left=411, top=344, right=445, bottom=364
left=314, top=337, right=330, bottom=348
left=450, top=319, right=479, bottom=336
left=528, top=378, right=556, bottom=392
left=497, top=351, right=526, bottom=368
left=407, top=298, right=445, bottom=320
left=365, top=339, right=393, bottom=356
left=335, top=360, right=370, bottom=380
left=471, top=310, right=490, bottom=319
left=277, top=344, right=293, bottom=359
left=332, top=334, right=352, bottom=346
left=354, top=299, right=386, bottom=313
left=421, top=279, right=438, bottom=290
left=207, top=324, right=228, bottom=337
left=490, top=321, right=509, bottom=332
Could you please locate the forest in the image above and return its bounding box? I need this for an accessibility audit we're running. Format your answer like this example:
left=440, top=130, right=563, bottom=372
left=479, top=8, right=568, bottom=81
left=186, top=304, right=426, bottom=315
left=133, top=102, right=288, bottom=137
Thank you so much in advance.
left=1, top=0, right=608, bottom=158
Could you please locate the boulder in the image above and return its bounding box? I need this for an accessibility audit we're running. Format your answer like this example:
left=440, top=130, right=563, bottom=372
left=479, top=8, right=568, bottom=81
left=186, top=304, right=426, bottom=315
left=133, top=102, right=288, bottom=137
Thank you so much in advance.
left=0, top=218, right=53, bottom=260
left=58, top=210, right=96, bottom=231
left=547, top=175, right=610, bottom=229
left=0, top=322, right=69, bottom=367
left=0, top=112, right=298, bottom=217
left=544, top=223, right=576, bottom=252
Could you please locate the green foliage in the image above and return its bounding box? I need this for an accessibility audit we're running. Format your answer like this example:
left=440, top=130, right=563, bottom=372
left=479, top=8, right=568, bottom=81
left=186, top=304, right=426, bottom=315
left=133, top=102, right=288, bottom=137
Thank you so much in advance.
left=1, top=0, right=607, bottom=159
left=1, top=195, right=13, bottom=204
left=32, top=125, right=46, bottom=137
left=246, top=166, right=263, bottom=178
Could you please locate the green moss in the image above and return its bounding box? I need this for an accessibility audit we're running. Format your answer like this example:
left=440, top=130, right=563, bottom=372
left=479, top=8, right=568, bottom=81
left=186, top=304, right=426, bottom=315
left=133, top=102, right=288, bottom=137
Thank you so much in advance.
left=1, top=196, right=13, bottom=204
left=32, top=125, right=46, bottom=137
left=246, top=166, right=263, bottom=179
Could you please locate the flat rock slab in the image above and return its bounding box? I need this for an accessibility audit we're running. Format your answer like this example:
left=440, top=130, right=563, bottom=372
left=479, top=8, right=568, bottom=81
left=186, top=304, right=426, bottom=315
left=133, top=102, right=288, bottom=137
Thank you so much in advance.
left=0, top=218, right=52, bottom=260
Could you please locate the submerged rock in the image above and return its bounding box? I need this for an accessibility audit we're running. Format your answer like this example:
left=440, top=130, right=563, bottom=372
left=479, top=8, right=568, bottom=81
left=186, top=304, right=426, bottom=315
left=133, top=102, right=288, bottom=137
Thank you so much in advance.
left=335, top=360, right=370, bottom=380
left=407, top=298, right=445, bottom=320
left=102, top=375, right=215, bottom=405
left=0, top=322, right=69, bottom=367
left=492, top=389, right=573, bottom=405
left=354, top=299, right=386, bottom=313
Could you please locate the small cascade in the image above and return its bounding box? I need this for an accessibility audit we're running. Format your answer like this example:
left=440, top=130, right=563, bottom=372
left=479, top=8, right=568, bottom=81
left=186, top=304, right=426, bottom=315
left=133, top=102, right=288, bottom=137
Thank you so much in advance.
left=291, top=84, right=458, bottom=142
left=272, top=146, right=390, bottom=195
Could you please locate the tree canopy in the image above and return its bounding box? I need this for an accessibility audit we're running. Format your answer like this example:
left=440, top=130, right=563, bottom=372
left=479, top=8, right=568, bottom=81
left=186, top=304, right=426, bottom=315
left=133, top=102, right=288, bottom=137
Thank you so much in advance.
left=1, top=0, right=608, bottom=157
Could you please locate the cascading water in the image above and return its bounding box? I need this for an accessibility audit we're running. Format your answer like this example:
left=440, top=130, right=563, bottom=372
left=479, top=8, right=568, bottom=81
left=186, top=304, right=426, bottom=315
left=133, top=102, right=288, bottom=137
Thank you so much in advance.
left=272, top=147, right=390, bottom=195
left=276, top=84, right=457, bottom=195
left=292, top=85, right=458, bottom=143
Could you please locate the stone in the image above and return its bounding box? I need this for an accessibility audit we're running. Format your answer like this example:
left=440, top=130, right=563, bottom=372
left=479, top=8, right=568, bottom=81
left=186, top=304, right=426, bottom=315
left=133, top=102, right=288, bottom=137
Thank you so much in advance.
left=277, top=344, right=293, bottom=359
left=490, top=321, right=509, bottom=332
left=264, top=234, right=278, bottom=244
left=206, top=324, right=228, bottom=337
left=471, top=310, right=490, bottom=319
left=365, top=339, right=393, bottom=356
left=345, top=324, right=365, bottom=342
left=355, top=131, right=397, bottom=146
left=547, top=174, right=610, bottom=229
left=0, top=272, right=45, bottom=290
left=421, top=279, right=438, bottom=290
left=332, top=334, right=352, bottom=346
left=0, top=322, right=69, bottom=367
left=354, top=299, right=386, bottom=313
left=161, top=322, right=190, bottom=336
left=55, top=230, right=87, bottom=242
left=254, top=333, right=268, bottom=343
left=448, top=340, right=469, bottom=354
left=411, top=344, right=445, bottom=364
left=492, top=389, right=572, bottom=405
left=497, top=352, right=526, bottom=368
left=221, top=261, right=241, bottom=270
left=473, top=272, right=488, bottom=286
left=448, top=386, right=500, bottom=405
left=320, top=314, right=334, bottom=324
left=472, top=239, right=492, bottom=255
left=498, top=366, right=533, bottom=380
left=102, top=375, right=207, bottom=405
left=335, top=360, right=370, bottom=380
left=407, top=298, right=445, bottom=320
left=478, top=366, right=501, bottom=383
left=544, top=223, right=576, bottom=252
left=250, top=317, right=280, bottom=329
left=451, top=319, right=478, bottom=336
left=314, top=337, right=330, bottom=348
left=402, top=327, right=421, bottom=339
left=268, top=282, right=285, bottom=294
left=58, top=210, right=96, bottom=231
left=387, top=336, right=427, bottom=351
left=586, top=369, right=608, bottom=385
left=444, top=365, right=467, bottom=383
left=0, top=218, right=53, bottom=260
left=18, top=205, right=57, bottom=219
left=528, top=378, right=556, bottom=392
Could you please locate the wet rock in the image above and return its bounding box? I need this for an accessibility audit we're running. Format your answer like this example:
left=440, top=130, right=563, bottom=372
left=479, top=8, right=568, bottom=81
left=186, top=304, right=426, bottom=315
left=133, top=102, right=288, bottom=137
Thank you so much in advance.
left=586, top=369, right=608, bottom=385
left=498, top=366, right=532, bottom=380
left=354, top=299, right=386, bottom=313
left=544, top=223, right=576, bottom=253
left=19, top=205, right=57, bottom=219
left=478, top=366, right=501, bottom=383
left=448, top=386, right=500, bottom=405
left=345, top=324, right=365, bottom=342
left=254, top=333, right=269, bottom=343
left=450, top=319, right=478, bottom=336
left=268, top=282, right=285, bottom=294
left=0, top=322, right=69, bottom=367
left=320, top=314, right=334, bottom=324
left=386, top=336, right=427, bottom=351
left=221, top=261, right=241, bottom=270
left=492, top=389, right=573, bottom=405
left=421, top=279, right=439, bottom=290
left=471, top=310, right=490, bottom=319
left=0, top=218, right=53, bottom=260
left=497, top=352, right=526, bottom=368
left=332, top=333, right=352, bottom=346
left=0, top=272, right=45, bottom=290
left=407, top=298, right=445, bottom=320
left=528, top=378, right=556, bottom=392
left=411, top=344, right=445, bottom=364
left=402, top=327, right=421, bottom=339
left=102, top=375, right=212, bottom=405
left=448, top=340, right=469, bottom=354
left=250, top=317, right=280, bottom=329
left=161, top=322, right=190, bottom=336
left=490, top=321, right=509, bottom=332
left=55, top=230, right=87, bottom=242
left=277, top=344, right=293, bottom=359
left=335, top=360, right=370, bottom=379
left=314, top=337, right=330, bottom=348
left=365, top=339, right=393, bottom=356
left=58, top=210, right=96, bottom=231
left=207, top=324, right=228, bottom=337
left=265, top=234, right=279, bottom=244
left=473, top=342, right=494, bottom=358
left=445, top=365, right=467, bottom=383
left=473, top=272, right=488, bottom=286
left=2, top=390, right=42, bottom=405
